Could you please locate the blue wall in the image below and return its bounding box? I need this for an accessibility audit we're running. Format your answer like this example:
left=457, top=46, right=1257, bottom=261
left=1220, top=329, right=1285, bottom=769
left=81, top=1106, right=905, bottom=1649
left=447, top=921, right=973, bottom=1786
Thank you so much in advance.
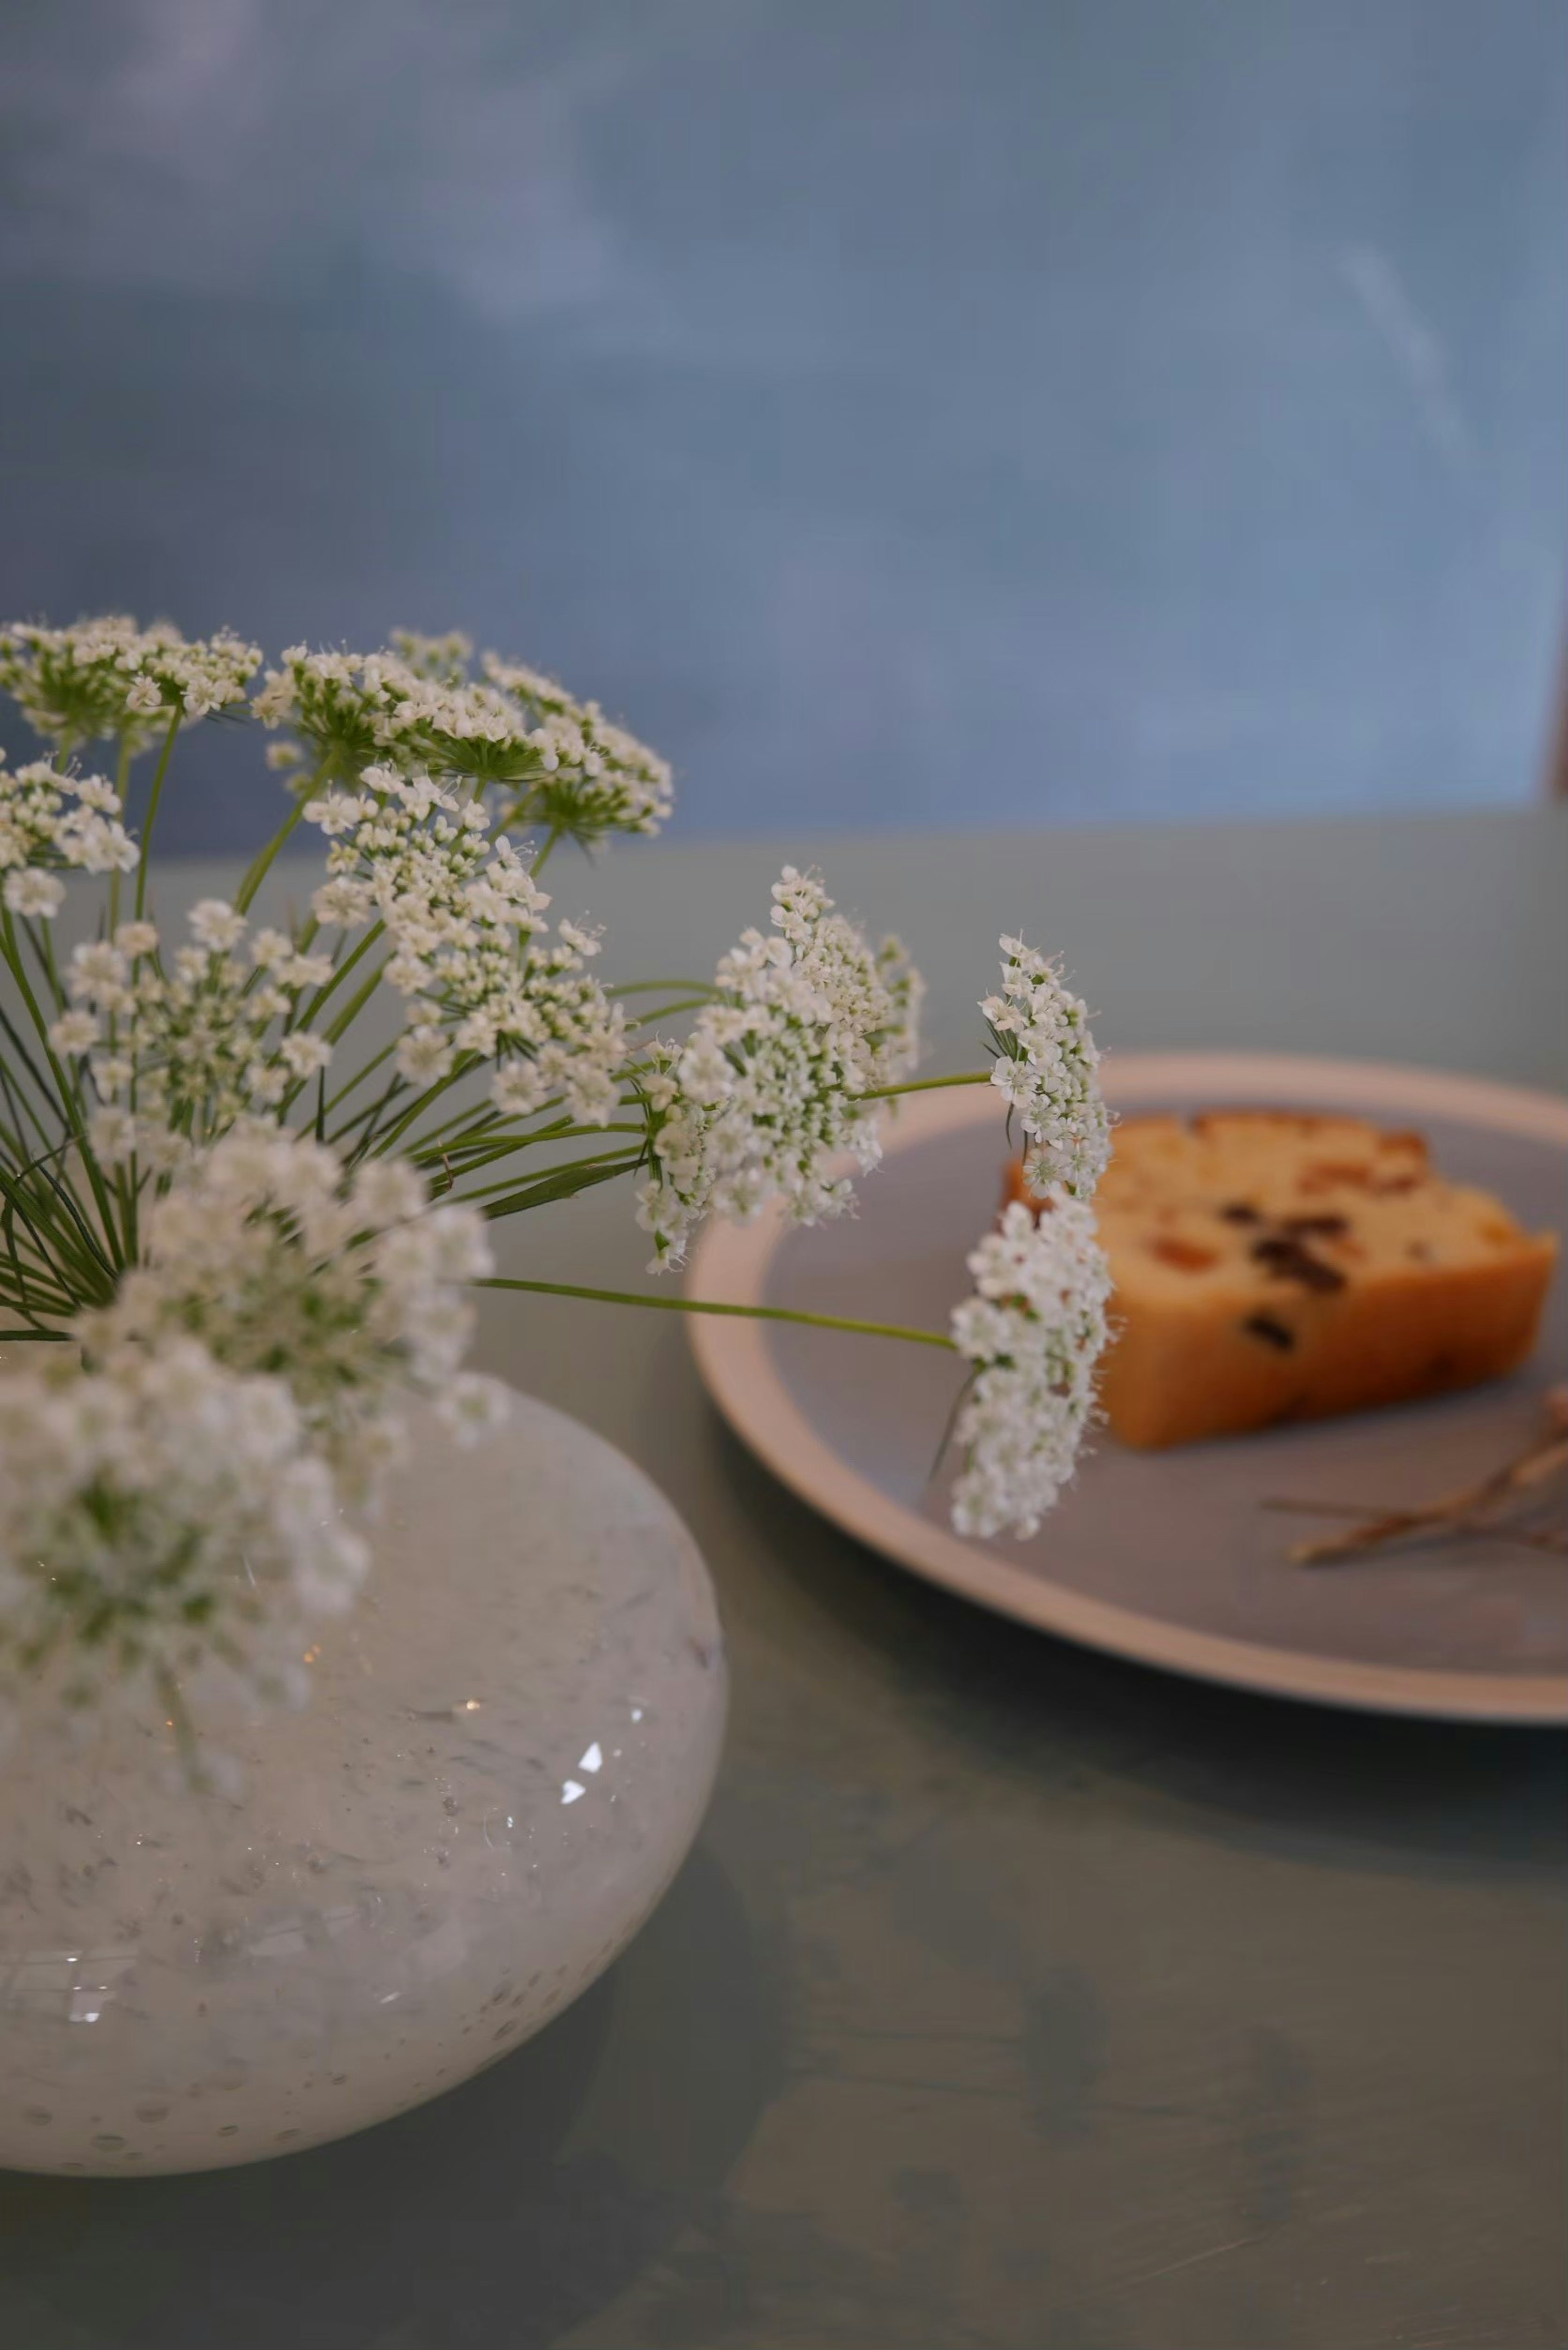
left=1, top=0, right=1563, bottom=850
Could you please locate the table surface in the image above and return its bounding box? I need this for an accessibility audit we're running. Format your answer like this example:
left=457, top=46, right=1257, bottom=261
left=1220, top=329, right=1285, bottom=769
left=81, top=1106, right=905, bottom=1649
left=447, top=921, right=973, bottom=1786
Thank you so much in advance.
left=3, top=807, right=1565, bottom=2350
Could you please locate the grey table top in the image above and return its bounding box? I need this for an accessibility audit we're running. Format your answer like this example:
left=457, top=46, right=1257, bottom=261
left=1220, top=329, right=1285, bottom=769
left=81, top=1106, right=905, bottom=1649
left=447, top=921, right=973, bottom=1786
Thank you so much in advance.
left=3, top=808, right=1565, bottom=2350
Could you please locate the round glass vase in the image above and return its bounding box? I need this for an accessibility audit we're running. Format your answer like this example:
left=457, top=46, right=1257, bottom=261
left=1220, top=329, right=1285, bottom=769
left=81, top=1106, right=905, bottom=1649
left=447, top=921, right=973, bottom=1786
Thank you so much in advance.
left=0, top=1391, right=726, bottom=2176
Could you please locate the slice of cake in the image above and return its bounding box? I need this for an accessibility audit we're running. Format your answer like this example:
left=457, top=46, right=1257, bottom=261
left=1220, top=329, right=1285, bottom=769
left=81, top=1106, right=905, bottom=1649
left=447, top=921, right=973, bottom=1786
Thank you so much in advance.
left=1006, top=1110, right=1558, bottom=1448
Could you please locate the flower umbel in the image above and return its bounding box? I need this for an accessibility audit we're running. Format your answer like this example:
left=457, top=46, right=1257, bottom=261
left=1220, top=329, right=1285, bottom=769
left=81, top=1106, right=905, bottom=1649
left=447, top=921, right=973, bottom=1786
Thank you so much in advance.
left=0, top=756, right=139, bottom=898
left=635, top=867, right=923, bottom=1268
left=256, top=639, right=672, bottom=843
left=949, top=1195, right=1113, bottom=1540
left=78, top=1127, right=508, bottom=1499
left=983, top=937, right=1110, bottom=1196
left=0, top=1341, right=370, bottom=1740
left=0, top=1129, right=508, bottom=1749
left=0, top=619, right=259, bottom=752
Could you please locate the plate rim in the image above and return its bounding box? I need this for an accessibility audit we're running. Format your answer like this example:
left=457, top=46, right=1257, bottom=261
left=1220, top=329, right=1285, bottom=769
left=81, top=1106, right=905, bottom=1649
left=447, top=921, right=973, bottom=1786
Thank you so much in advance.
left=686, top=1050, right=1568, bottom=1724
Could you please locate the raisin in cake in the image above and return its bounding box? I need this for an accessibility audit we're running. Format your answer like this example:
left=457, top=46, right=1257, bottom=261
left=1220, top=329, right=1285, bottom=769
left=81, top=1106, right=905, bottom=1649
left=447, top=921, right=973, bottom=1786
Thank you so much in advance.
left=1006, top=1110, right=1558, bottom=1448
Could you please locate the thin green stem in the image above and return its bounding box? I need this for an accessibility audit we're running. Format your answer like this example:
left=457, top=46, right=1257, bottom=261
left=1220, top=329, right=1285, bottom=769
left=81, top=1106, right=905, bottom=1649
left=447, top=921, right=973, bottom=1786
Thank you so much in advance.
left=372, top=1060, right=476, bottom=1154
left=321, top=1038, right=397, bottom=1115
left=0, top=913, right=121, bottom=1264
left=529, top=824, right=565, bottom=878
left=628, top=997, right=711, bottom=1028
left=134, top=706, right=182, bottom=920
left=234, top=798, right=306, bottom=913
left=108, top=733, right=132, bottom=935
left=234, top=751, right=330, bottom=915
left=857, top=1069, right=993, bottom=1104
left=480, top=1276, right=957, bottom=1349
left=427, top=1127, right=645, bottom=1186
left=608, top=978, right=717, bottom=997
left=471, top=1151, right=644, bottom=1216
left=321, top=958, right=391, bottom=1048
left=20, top=917, right=67, bottom=1015
left=292, top=920, right=383, bottom=1027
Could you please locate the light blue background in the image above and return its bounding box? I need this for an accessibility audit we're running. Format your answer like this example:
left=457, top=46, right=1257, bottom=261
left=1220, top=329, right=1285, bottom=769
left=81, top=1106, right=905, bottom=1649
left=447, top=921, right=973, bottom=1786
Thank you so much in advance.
left=0, top=0, right=1563, bottom=850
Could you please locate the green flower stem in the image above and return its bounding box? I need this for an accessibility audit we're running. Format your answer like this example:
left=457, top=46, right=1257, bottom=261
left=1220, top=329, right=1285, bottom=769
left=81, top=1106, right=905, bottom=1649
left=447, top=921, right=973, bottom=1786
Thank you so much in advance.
left=528, top=824, right=565, bottom=878
left=234, top=753, right=330, bottom=914
left=608, top=978, right=717, bottom=997
left=416, top=1122, right=646, bottom=1181
left=321, top=1038, right=397, bottom=1114
left=327, top=1075, right=406, bottom=1152
left=372, top=1060, right=477, bottom=1154
left=22, top=916, right=69, bottom=1015
left=405, top=1101, right=503, bottom=1155
left=133, top=706, right=183, bottom=921
left=469, top=1151, right=648, bottom=1215
left=855, top=1068, right=993, bottom=1104
left=0, top=1016, right=85, bottom=1186
left=320, top=952, right=390, bottom=1045
left=0, top=913, right=121, bottom=1265
left=481, top=1275, right=957, bottom=1350
left=234, top=798, right=305, bottom=914
left=292, top=920, right=384, bottom=1032
left=108, top=733, right=132, bottom=935
left=628, top=998, right=712, bottom=1028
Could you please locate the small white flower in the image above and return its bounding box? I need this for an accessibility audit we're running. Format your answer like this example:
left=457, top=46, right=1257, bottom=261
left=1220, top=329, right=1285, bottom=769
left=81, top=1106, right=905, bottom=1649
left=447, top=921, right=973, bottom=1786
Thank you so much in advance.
left=352, top=1159, right=427, bottom=1225
left=249, top=926, right=294, bottom=969
left=311, top=876, right=373, bottom=927
left=88, top=1106, right=138, bottom=1164
left=675, top=1036, right=735, bottom=1106
left=397, top=1025, right=455, bottom=1083
left=278, top=1031, right=333, bottom=1079
left=279, top=951, right=334, bottom=990
left=434, top=1372, right=511, bottom=1443
left=48, top=1010, right=99, bottom=1056
left=243, top=1060, right=289, bottom=1106
left=3, top=868, right=64, bottom=917
left=114, top=920, right=160, bottom=957
left=491, top=1060, right=546, bottom=1116
left=187, top=898, right=246, bottom=953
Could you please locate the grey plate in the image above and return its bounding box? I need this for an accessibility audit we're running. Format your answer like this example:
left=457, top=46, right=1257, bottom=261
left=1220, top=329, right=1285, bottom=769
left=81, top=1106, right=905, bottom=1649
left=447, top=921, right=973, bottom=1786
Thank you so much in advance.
left=688, top=1054, right=1568, bottom=1722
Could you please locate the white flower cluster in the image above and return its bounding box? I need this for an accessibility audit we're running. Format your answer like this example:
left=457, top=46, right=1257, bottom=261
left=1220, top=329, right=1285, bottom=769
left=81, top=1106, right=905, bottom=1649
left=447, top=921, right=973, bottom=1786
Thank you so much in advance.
left=482, top=653, right=674, bottom=841
left=983, top=936, right=1111, bottom=1196
left=52, top=898, right=341, bottom=1161
left=0, top=756, right=138, bottom=916
left=304, top=764, right=628, bottom=1125
left=0, top=1129, right=507, bottom=1746
left=949, top=1196, right=1113, bottom=1540
left=79, top=1125, right=508, bottom=1495
left=0, top=1342, right=368, bottom=1744
left=256, top=637, right=672, bottom=843
left=0, top=617, right=259, bottom=752
left=636, top=867, right=923, bottom=1268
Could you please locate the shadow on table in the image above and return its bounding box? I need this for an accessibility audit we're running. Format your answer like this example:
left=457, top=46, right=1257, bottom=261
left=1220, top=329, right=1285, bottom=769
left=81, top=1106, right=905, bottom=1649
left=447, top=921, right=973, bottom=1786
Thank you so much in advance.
left=0, top=1843, right=774, bottom=2350
left=706, top=1424, right=1568, bottom=1879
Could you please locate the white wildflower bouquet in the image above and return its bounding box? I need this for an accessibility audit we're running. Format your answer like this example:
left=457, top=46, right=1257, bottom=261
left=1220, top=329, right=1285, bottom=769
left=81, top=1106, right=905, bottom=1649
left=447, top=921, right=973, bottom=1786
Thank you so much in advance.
left=0, top=616, right=1112, bottom=1757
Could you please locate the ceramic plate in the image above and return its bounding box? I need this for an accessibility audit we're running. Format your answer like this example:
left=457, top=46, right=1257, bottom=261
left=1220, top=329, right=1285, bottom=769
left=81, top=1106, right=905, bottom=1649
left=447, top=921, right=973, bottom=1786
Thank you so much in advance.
left=687, top=1054, right=1568, bottom=1722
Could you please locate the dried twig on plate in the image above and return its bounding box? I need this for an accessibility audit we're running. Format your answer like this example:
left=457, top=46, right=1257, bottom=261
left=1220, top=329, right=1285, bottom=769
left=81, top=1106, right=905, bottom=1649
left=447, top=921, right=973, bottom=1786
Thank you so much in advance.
left=1267, top=1385, right=1568, bottom=1567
